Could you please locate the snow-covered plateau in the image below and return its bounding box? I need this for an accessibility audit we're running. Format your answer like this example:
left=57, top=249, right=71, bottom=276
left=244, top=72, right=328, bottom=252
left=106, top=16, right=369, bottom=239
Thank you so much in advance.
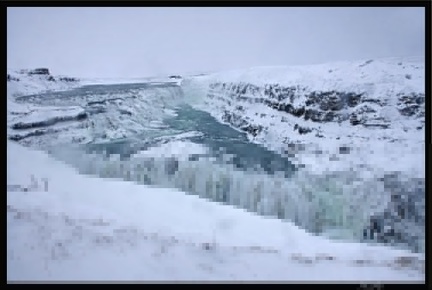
left=7, top=58, right=425, bottom=282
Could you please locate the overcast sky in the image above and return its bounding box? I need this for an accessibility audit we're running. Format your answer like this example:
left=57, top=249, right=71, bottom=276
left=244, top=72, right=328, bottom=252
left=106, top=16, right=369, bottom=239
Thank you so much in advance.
left=7, top=7, right=425, bottom=78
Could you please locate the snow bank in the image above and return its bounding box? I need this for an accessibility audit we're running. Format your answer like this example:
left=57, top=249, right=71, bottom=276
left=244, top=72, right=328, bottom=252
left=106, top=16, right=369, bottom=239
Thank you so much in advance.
left=7, top=141, right=424, bottom=281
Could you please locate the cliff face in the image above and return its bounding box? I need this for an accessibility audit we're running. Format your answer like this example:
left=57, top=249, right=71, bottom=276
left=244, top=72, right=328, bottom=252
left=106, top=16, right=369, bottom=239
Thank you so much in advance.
left=183, top=56, right=425, bottom=177
left=207, top=82, right=424, bottom=135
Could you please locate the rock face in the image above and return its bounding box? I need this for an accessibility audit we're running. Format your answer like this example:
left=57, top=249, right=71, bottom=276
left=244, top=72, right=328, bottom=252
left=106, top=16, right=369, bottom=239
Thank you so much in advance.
left=362, top=173, right=425, bottom=252
left=59, top=76, right=79, bottom=82
left=203, top=79, right=424, bottom=141
left=11, top=112, right=88, bottom=130
left=7, top=74, right=20, bottom=82
left=9, top=68, right=79, bottom=84
left=28, top=68, right=50, bottom=75
left=397, top=93, right=425, bottom=117
left=28, top=68, right=57, bottom=82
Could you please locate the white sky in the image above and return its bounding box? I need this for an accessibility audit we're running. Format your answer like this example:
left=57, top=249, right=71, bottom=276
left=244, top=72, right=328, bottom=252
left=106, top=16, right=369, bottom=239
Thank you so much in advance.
left=7, top=7, right=425, bottom=78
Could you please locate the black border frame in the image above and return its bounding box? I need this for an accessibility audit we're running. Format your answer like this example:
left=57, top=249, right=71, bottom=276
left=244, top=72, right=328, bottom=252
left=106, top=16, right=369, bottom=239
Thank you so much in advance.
left=3, top=1, right=430, bottom=287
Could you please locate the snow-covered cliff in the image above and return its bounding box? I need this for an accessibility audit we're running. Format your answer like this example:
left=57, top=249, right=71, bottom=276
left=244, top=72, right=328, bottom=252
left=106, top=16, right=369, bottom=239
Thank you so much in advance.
left=182, top=56, right=425, bottom=252
left=183, top=56, right=425, bottom=177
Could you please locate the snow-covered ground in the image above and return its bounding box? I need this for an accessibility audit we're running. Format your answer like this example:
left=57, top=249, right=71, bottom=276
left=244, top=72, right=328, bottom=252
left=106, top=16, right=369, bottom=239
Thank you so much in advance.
left=7, top=69, right=82, bottom=98
left=7, top=60, right=425, bottom=281
left=7, top=140, right=424, bottom=281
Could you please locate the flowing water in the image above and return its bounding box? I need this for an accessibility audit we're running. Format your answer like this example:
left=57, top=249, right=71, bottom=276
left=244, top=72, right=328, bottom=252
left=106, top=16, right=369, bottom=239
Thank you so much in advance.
left=16, top=80, right=424, bottom=253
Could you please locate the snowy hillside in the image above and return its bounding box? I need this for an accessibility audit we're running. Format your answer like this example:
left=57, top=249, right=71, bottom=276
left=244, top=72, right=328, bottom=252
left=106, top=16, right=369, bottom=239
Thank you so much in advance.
left=7, top=140, right=424, bottom=281
left=182, top=56, right=425, bottom=177
left=7, top=68, right=82, bottom=98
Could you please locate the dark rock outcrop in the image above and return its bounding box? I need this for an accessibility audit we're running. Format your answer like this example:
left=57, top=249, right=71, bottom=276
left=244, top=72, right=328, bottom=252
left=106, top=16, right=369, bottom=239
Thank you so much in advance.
left=397, top=93, right=425, bottom=117
left=28, top=68, right=50, bottom=75
left=349, top=114, right=362, bottom=126
left=85, top=105, right=107, bottom=115
left=294, top=124, right=313, bottom=135
left=305, top=91, right=363, bottom=111
left=9, top=129, right=48, bottom=141
left=215, top=83, right=365, bottom=125
left=7, top=74, right=20, bottom=82
left=338, top=146, right=350, bottom=154
left=221, top=110, right=248, bottom=128
left=206, top=80, right=422, bottom=141
left=362, top=98, right=385, bottom=106
left=87, top=97, right=125, bottom=106
left=11, top=112, right=88, bottom=130
left=362, top=123, right=390, bottom=129
left=362, top=173, right=425, bottom=252
left=318, top=93, right=345, bottom=111
left=345, top=93, right=362, bottom=107
left=240, top=124, right=263, bottom=137
left=119, top=109, right=133, bottom=116
left=59, top=76, right=79, bottom=82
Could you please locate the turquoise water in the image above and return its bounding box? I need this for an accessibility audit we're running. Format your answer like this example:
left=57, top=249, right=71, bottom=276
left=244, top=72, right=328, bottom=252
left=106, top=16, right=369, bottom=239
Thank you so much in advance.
left=22, top=81, right=423, bottom=253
